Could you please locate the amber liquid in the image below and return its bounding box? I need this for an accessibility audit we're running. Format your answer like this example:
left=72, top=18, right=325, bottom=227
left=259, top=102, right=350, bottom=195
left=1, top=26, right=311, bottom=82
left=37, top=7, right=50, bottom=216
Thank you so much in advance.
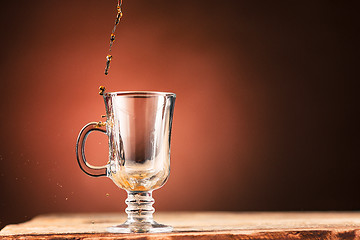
left=99, top=0, right=123, bottom=96
left=104, top=0, right=123, bottom=75
left=111, top=168, right=169, bottom=191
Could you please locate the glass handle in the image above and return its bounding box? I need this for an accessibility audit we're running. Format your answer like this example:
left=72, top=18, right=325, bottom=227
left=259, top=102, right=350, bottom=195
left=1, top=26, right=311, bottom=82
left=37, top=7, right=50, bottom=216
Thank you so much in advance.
left=76, top=122, right=108, bottom=177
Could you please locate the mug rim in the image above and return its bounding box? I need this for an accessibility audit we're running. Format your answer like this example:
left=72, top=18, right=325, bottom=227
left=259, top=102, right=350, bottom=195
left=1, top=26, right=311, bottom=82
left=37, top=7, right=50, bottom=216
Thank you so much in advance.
left=104, top=91, right=176, bottom=98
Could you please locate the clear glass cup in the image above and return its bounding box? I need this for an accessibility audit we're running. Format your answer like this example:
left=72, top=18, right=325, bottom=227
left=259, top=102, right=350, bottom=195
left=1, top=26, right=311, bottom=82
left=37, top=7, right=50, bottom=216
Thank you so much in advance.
left=76, top=91, right=176, bottom=233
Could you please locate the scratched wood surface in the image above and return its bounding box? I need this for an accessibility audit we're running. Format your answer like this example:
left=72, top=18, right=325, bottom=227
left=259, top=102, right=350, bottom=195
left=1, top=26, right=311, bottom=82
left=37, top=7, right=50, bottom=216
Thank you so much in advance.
left=1, top=212, right=360, bottom=239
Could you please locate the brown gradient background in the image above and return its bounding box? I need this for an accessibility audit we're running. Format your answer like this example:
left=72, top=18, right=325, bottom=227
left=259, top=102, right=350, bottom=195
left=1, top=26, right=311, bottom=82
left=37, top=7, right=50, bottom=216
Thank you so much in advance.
left=0, top=0, right=358, bottom=229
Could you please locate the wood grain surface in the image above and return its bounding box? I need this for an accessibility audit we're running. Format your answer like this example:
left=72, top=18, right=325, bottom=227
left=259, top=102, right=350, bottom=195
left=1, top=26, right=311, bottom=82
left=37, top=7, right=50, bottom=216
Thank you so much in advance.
left=1, top=212, right=360, bottom=239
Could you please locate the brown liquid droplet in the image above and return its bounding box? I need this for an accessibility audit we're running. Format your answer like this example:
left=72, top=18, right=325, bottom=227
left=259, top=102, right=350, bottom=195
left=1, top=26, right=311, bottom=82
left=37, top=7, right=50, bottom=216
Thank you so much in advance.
left=110, top=33, right=116, bottom=42
left=104, top=55, right=113, bottom=75
left=99, top=86, right=106, bottom=95
left=115, top=12, right=123, bottom=25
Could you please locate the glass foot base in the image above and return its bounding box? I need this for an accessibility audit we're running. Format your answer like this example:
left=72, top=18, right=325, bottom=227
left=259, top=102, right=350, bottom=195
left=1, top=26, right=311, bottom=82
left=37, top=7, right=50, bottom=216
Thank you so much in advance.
left=107, top=221, right=173, bottom=233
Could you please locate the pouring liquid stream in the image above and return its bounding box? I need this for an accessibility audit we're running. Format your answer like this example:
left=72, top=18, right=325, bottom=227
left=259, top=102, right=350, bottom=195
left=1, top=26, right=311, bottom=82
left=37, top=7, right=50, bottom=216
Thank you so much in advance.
left=100, top=0, right=123, bottom=96
left=104, top=0, right=123, bottom=76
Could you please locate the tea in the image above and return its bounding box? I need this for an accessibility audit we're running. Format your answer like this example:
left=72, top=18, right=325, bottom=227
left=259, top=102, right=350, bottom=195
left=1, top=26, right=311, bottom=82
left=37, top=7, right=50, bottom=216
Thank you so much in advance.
left=104, top=0, right=123, bottom=76
left=111, top=168, right=169, bottom=191
left=100, top=0, right=124, bottom=96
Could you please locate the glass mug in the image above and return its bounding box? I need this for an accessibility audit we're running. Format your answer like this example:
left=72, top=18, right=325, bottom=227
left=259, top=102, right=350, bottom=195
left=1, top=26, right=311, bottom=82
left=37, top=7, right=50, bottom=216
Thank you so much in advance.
left=76, top=91, right=176, bottom=233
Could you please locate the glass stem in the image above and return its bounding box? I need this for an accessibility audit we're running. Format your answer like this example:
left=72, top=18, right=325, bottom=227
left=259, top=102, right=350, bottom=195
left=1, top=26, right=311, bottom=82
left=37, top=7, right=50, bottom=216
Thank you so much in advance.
left=125, top=191, right=155, bottom=224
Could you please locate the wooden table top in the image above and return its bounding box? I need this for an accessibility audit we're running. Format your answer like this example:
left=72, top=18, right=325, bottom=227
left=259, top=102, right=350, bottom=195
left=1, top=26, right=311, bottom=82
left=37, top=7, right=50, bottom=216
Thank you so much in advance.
left=1, top=212, right=360, bottom=239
